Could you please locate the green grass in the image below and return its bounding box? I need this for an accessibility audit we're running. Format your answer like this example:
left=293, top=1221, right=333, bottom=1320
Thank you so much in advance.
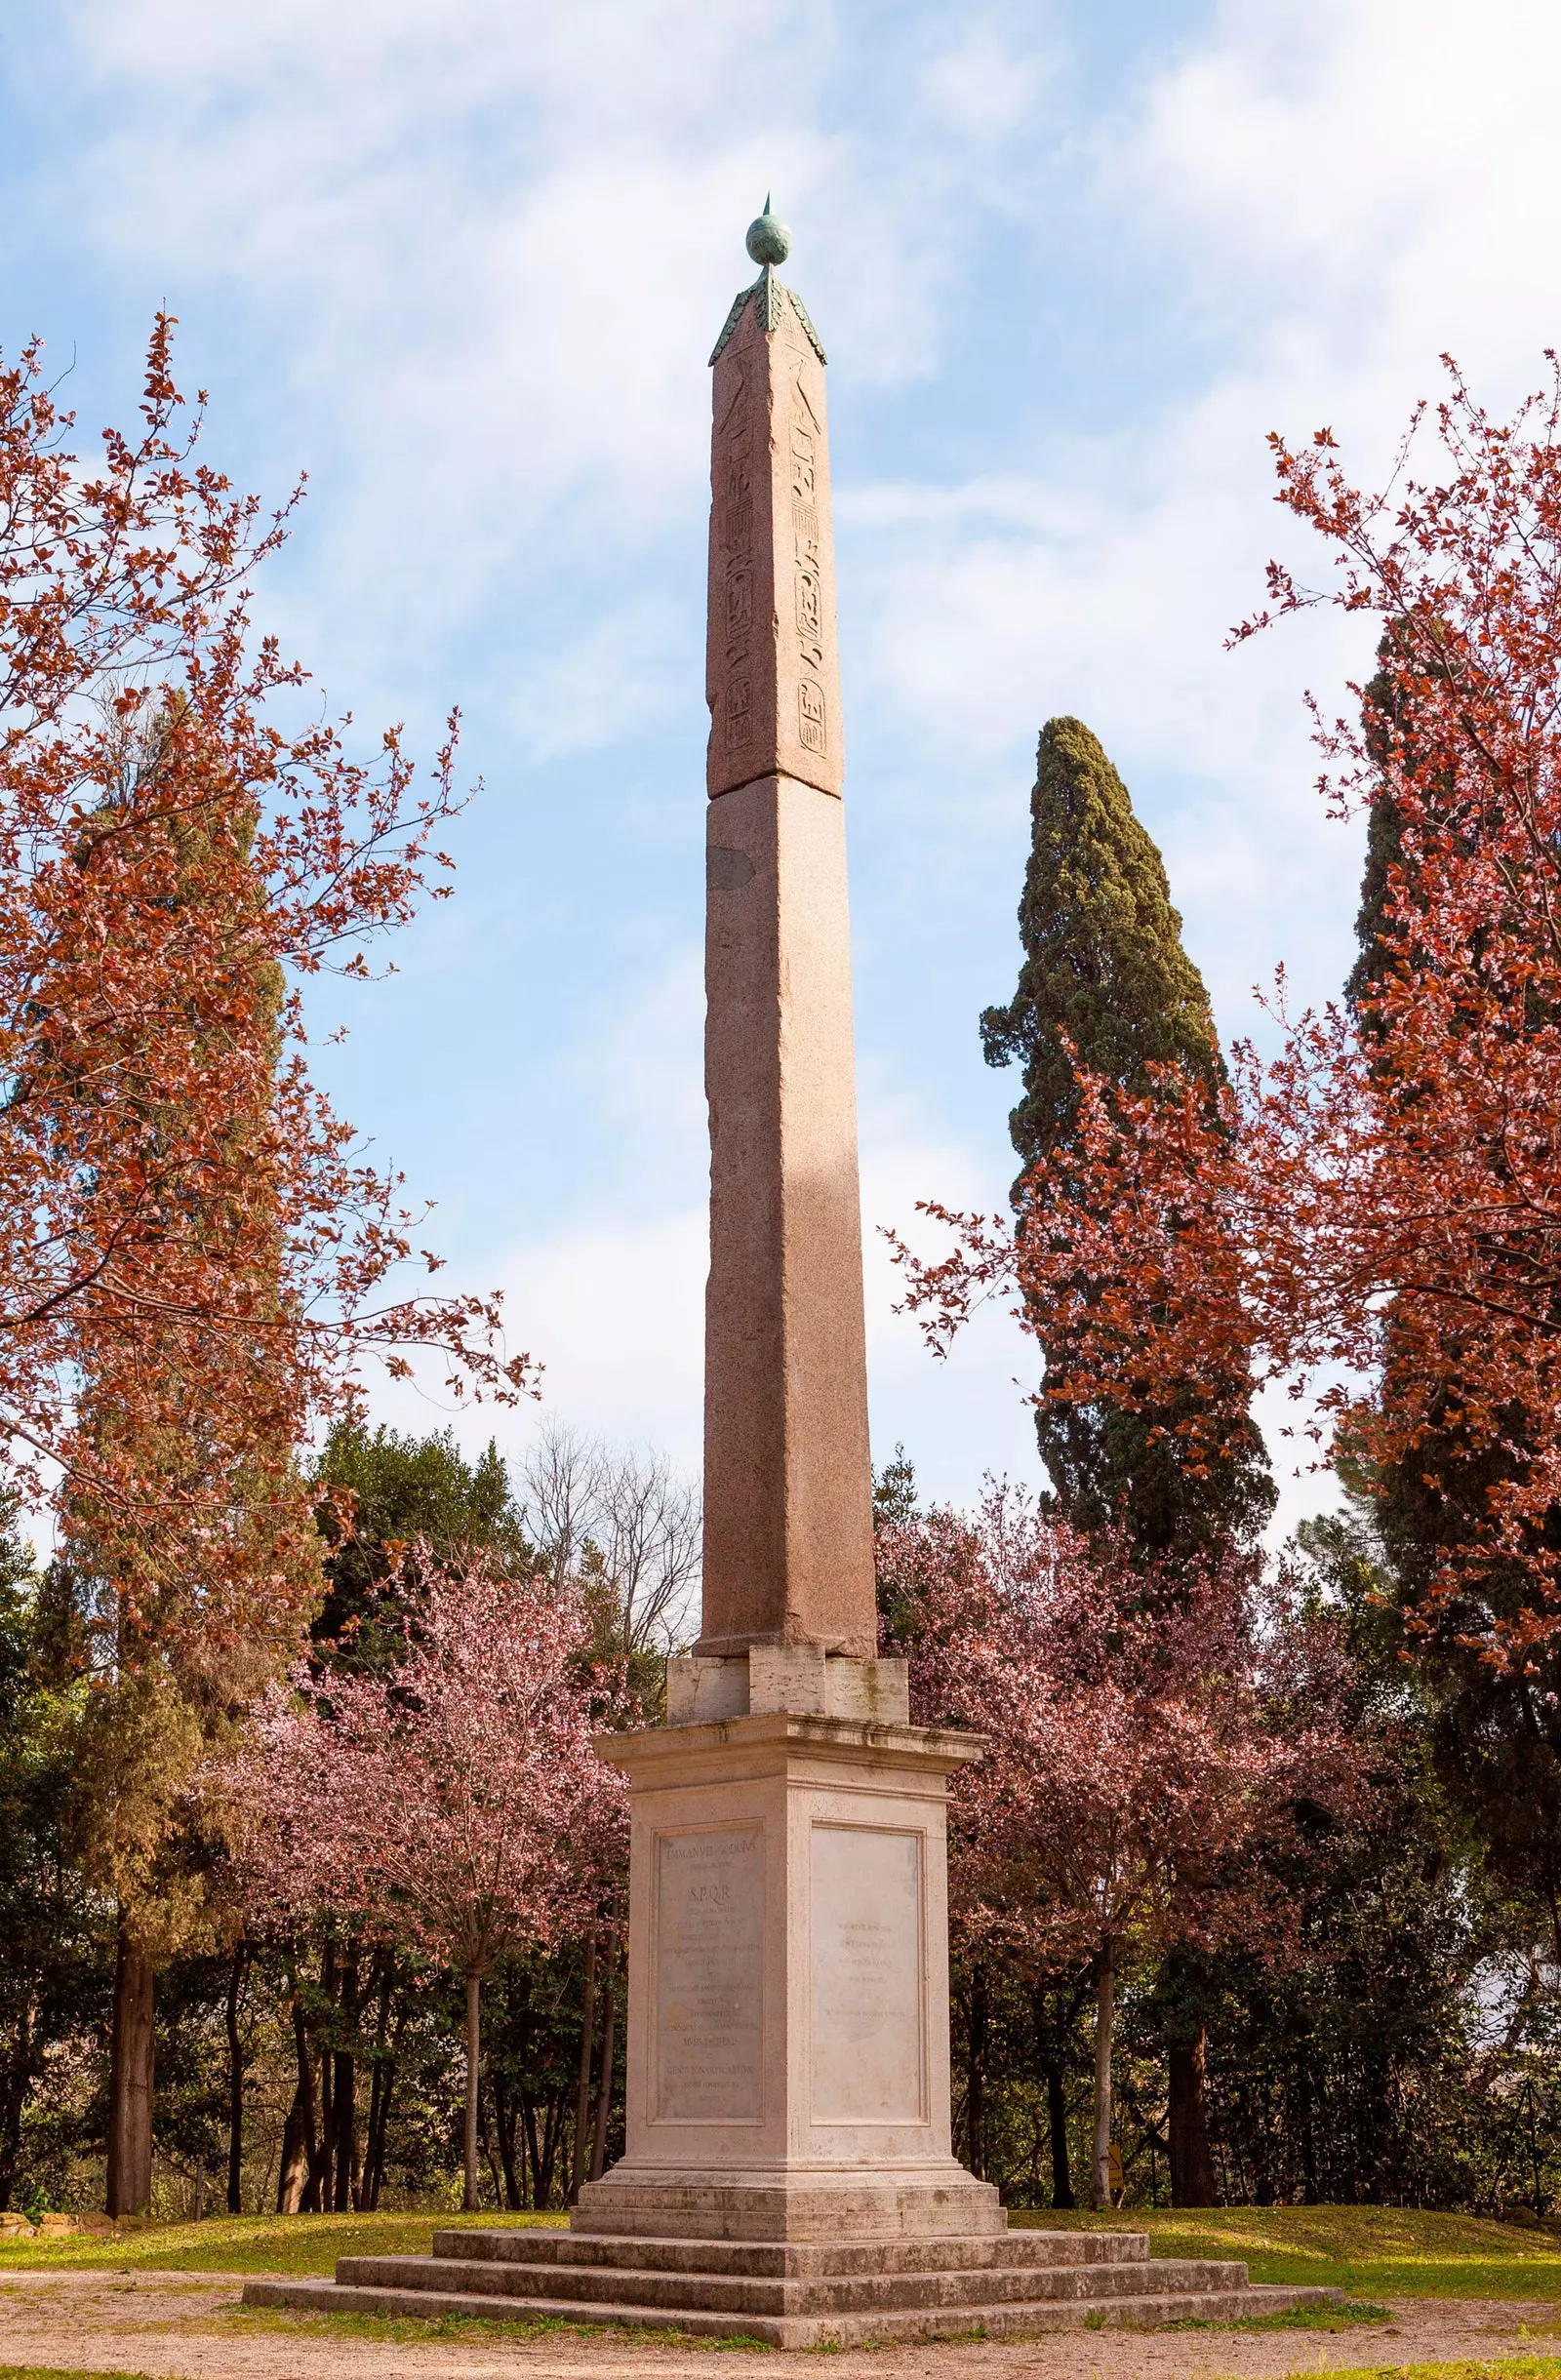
left=1266, top=2365, right=1561, bottom=2380
left=232, top=2305, right=774, bottom=2350
left=0, top=2368, right=159, bottom=2379
left=1165, top=2297, right=1391, bottom=2331
left=1011, top=2204, right=1561, bottom=2299
left=0, top=2207, right=565, bottom=2277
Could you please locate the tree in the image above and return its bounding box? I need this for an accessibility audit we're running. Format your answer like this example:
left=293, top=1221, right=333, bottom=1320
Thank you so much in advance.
left=898, top=358, right=1561, bottom=1678
left=974, top=719, right=1276, bottom=2195
left=519, top=1422, right=700, bottom=1673
left=224, top=1556, right=627, bottom=2212
left=980, top=718, right=1273, bottom=1563
left=312, top=1422, right=533, bottom=1674
left=878, top=1490, right=1350, bottom=2208
left=0, top=1503, right=100, bottom=2212
left=0, top=323, right=535, bottom=2211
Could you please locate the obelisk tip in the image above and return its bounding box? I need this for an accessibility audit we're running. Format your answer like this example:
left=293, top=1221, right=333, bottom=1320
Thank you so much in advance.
left=745, top=199, right=791, bottom=268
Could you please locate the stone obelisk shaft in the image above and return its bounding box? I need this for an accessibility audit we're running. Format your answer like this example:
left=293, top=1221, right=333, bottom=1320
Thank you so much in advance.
left=698, top=267, right=875, bottom=1659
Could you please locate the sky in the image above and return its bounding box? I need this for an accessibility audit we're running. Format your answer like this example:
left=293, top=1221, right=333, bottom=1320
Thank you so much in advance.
left=7, top=0, right=1561, bottom=1532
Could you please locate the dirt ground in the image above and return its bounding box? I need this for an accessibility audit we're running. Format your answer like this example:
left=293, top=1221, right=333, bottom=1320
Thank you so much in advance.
left=4, top=2270, right=1561, bottom=2380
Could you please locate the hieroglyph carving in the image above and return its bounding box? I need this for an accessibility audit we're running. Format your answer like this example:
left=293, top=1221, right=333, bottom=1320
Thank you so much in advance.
left=790, top=408, right=827, bottom=759
left=719, top=395, right=756, bottom=759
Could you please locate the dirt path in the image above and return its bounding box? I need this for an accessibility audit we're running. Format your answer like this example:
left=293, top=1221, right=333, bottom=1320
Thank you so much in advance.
left=2, top=2269, right=1559, bottom=2380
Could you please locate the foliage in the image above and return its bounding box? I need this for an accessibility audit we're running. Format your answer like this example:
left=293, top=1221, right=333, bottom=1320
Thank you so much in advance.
left=980, top=718, right=1224, bottom=1170
left=880, top=1491, right=1354, bottom=2206
left=0, top=321, right=530, bottom=1647
left=0, top=1507, right=99, bottom=2211
left=224, top=1557, right=626, bottom=1984
left=310, top=1423, right=532, bottom=1675
left=900, top=359, right=1561, bottom=1675
left=978, top=719, right=1273, bottom=1560
left=220, top=1551, right=629, bottom=2210
left=885, top=1491, right=1351, bottom=1977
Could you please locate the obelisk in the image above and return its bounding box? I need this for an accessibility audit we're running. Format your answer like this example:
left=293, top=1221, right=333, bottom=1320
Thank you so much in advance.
left=699, top=198, right=874, bottom=1664
left=578, top=206, right=991, bottom=2246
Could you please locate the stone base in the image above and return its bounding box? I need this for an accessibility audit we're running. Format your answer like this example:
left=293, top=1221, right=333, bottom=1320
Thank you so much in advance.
left=573, top=2167, right=1004, bottom=2241
left=242, top=2224, right=1342, bottom=2347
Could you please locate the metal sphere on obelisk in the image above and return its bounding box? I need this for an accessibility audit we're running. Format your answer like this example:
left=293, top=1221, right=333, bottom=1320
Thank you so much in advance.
left=745, top=197, right=791, bottom=265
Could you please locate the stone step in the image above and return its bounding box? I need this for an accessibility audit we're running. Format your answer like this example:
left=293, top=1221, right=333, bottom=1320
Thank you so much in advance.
left=334, top=2250, right=1251, bottom=2318
left=572, top=2178, right=1007, bottom=2241
left=241, top=2275, right=1341, bottom=2349
left=432, top=2226, right=1150, bottom=2278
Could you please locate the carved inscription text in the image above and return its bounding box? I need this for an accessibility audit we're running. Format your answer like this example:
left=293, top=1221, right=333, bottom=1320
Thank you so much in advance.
left=810, top=1825, right=924, bottom=2124
left=655, top=1826, right=766, bottom=2122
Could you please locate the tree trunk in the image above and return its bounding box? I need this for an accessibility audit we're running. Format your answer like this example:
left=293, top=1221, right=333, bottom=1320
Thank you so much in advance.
left=224, top=1943, right=246, bottom=2214
left=0, top=1998, right=35, bottom=2211
left=966, top=1965, right=987, bottom=2181
left=105, top=1922, right=155, bottom=2217
left=589, top=1930, right=619, bottom=2184
left=277, top=1971, right=317, bottom=2214
left=308, top=1937, right=335, bottom=2214
left=1168, top=2027, right=1216, bottom=2206
left=333, top=1946, right=359, bottom=2212
left=538, top=2089, right=564, bottom=2207
left=570, top=1930, right=597, bottom=2203
left=1091, top=1941, right=1115, bottom=2211
left=363, top=2000, right=405, bottom=2213
left=276, top=2086, right=310, bottom=2215
left=1045, top=2059, right=1074, bottom=2208
left=479, top=2057, right=504, bottom=2210
left=462, top=1970, right=483, bottom=2212
left=494, top=2070, right=524, bottom=2210
left=360, top=1955, right=395, bottom=2214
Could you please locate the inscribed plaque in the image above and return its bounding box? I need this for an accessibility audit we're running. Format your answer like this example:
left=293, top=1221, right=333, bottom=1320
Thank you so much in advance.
left=655, top=1826, right=765, bottom=2122
left=810, top=1824, right=924, bottom=2123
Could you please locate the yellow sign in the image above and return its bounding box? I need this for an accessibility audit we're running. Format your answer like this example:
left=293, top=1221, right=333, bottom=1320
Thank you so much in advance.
left=1107, top=2143, right=1124, bottom=2194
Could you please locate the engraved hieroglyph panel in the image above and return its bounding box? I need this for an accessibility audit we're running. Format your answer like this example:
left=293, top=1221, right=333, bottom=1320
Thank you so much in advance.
left=655, top=1825, right=766, bottom=2122
left=810, top=1824, right=925, bottom=2123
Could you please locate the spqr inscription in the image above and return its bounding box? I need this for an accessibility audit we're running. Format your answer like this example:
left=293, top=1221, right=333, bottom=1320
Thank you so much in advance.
left=656, top=1826, right=765, bottom=2122
left=810, top=1825, right=924, bottom=2123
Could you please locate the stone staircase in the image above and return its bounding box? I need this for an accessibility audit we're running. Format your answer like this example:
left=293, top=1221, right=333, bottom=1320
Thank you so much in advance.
left=242, top=2220, right=1341, bottom=2347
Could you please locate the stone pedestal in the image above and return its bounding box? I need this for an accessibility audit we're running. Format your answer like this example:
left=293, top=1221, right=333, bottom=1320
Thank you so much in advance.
left=577, top=1660, right=993, bottom=2242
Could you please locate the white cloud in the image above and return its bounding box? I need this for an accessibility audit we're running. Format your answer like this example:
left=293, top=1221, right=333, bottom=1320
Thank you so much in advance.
left=29, top=0, right=1561, bottom=1535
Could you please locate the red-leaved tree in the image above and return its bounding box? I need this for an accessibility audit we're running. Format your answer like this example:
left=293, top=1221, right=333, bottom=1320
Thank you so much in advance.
left=223, top=1555, right=628, bottom=2211
left=0, top=320, right=534, bottom=2210
left=897, top=357, right=1561, bottom=1681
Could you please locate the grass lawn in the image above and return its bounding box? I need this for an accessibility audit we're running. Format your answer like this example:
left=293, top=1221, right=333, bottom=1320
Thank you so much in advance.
left=6, top=2202, right=1561, bottom=2310
left=1013, top=2205, right=1561, bottom=2298
left=0, top=2207, right=564, bottom=2276
left=1264, top=2367, right=1561, bottom=2380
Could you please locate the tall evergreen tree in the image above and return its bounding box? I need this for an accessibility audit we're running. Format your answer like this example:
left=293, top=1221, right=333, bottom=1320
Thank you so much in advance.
left=981, top=717, right=1274, bottom=1560
left=983, top=720, right=1276, bottom=2206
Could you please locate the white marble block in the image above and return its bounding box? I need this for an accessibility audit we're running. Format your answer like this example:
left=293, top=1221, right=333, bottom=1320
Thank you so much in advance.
left=577, top=1705, right=996, bottom=2241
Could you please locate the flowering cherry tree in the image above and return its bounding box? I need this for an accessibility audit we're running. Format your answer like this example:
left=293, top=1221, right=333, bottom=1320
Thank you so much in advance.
left=223, top=1554, right=628, bottom=2210
left=880, top=1491, right=1353, bottom=2207
left=897, top=358, right=1561, bottom=1680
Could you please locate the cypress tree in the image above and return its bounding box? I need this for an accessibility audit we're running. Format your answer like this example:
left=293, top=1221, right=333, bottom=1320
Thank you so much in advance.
left=982, top=716, right=1274, bottom=1560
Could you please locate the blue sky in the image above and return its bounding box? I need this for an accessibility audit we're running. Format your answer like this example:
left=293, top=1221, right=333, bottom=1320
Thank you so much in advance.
left=8, top=0, right=1559, bottom=1530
